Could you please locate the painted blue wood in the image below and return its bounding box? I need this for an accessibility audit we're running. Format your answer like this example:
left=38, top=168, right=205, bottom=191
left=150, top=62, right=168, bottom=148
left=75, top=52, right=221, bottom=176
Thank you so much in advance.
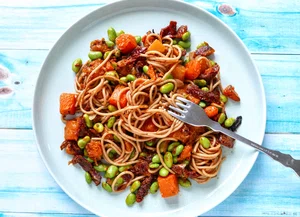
left=0, top=130, right=299, bottom=216
left=1, top=51, right=300, bottom=133
left=0, top=0, right=299, bottom=53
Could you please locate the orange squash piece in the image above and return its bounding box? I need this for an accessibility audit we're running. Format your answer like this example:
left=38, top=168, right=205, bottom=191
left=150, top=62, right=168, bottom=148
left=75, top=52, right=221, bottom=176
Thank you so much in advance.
left=177, top=145, right=193, bottom=162
left=108, top=85, right=128, bottom=108
left=172, top=64, right=186, bottom=81
left=115, top=34, right=137, bottom=54
left=64, top=118, right=80, bottom=141
left=86, top=140, right=103, bottom=161
left=141, top=118, right=158, bottom=132
left=204, top=106, right=219, bottom=118
left=60, top=93, right=76, bottom=115
left=158, top=174, right=179, bottom=198
left=148, top=39, right=165, bottom=53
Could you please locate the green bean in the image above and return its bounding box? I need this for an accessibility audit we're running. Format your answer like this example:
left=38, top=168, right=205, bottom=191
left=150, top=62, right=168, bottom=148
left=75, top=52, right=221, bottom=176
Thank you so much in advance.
left=164, top=74, right=174, bottom=80
left=194, top=79, right=207, bottom=87
left=199, top=101, right=206, bottom=108
left=150, top=181, right=159, bottom=194
left=94, top=164, right=108, bottom=172
left=107, top=116, right=116, bottom=128
left=85, top=172, right=92, bottom=184
left=224, top=117, right=235, bottom=128
left=130, top=180, right=141, bottom=192
left=88, top=51, right=102, bottom=60
left=119, top=76, right=128, bottom=83
left=201, top=87, right=209, bottom=92
left=115, top=177, right=124, bottom=187
left=145, top=141, right=154, bottom=146
left=108, top=104, right=117, bottom=112
left=93, top=123, right=104, bottom=133
left=107, top=27, right=117, bottom=42
left=83, top=114, right=93, bottom=128
left=126, top=193, right=136, bottom=206
left=164, top=152, right=173, bottom=168
left=113, top=135, right=120, bottom=143
left=173, top=156, right=178, bottom=163
left=105, top=40, right=115, bottom=48
left=135, top=36, right=141, bottom=44
left=152, top=154, right=161, bottom=163
left=159, top=83, right=174, bottom=94
left=119, top=165, right=131, bottom=172
left=104, top=51, right=111, bottom=59
left=86, top=157, right=93, bottom=163
left=173, top=144, right=184, bottom=156
left=126, top=74, right=136, bottom=82
left=218, top=113, right=226, bottom=124
left=77, top=136, right=90, bottom=149
left=220, top=94, right=228, bottom=103
left=72, top=58, right=82, bottom=73
left=117, top=30, right=125, bottom=36
left=178, top=178, right=191, bottom=188
left=143, top=65, right=149, bottom=73
left=106, top=165, right=118, bottom=178
left=182, top=31, right=191, bottom=41
left=159, top=167, right=169, bottom=177
left=178, top=41, right=191, bottom=49
left=168, top=141, right=180, bottom=152
left=149, top=163, right=160, bottom=169
left=102, top=182, right=112, bottom=192
left=199, top=136, right=211, bottom=149
left=114, top=49, right=121, bottom=58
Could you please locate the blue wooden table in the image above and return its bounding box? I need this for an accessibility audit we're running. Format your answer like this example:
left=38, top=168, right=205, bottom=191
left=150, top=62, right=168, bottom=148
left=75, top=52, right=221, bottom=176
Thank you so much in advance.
left=1, top=0, right=300, bottom=216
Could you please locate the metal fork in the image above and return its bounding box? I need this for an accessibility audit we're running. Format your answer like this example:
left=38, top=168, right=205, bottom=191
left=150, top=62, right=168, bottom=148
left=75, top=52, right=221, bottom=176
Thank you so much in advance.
left=168, top=97, right=300, bottom=177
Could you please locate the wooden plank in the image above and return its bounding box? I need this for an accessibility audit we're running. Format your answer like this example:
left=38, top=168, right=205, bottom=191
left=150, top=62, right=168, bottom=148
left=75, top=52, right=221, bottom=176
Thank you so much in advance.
left=1, top=50, right=300, bottom=132
left=0, top=129, right=299, bottom=216
left=0, top=0, right=299, bottom=52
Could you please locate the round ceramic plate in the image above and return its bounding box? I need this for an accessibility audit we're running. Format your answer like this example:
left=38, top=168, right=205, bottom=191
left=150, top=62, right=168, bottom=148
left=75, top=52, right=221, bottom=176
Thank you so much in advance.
left=33, top=0, right=266, bottom=216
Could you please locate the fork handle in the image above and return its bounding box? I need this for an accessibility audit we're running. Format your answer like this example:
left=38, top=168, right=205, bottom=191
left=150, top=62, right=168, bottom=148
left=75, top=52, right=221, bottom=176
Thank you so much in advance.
left=212, top=124, right=299, bottom=174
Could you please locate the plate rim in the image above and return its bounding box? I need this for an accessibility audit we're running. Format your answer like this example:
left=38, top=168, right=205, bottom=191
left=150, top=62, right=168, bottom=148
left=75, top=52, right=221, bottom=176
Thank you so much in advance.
left=32, top=0, right=267, bottom=216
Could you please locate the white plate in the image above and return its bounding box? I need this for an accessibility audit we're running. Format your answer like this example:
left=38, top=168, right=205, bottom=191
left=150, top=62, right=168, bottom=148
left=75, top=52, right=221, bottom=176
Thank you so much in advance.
left=33, top=0, right=266, bottom=216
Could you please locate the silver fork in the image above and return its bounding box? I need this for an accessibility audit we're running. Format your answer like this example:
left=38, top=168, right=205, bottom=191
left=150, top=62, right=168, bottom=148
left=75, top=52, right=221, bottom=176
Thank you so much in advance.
left=168, top=96, right=300, bottom=177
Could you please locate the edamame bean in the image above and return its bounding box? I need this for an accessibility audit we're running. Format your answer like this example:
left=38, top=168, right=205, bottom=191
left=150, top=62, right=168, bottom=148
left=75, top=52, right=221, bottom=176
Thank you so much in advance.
left=126, top=74, right=136, bottom=82
left=168, top=141, right=180, bottom=152
left=84, top=148, right=88, bottom=156
left=86, top=157, right=93, bottom=163
left=108, top=104, right=117, bottom=112
left=130, top=181, right=141, bottom=192
left=104, top=51, right=111, bottom=59
left=194, top=79, right=207, bottom=87
left=152, top=154, right=161, bottom=163
left=102, top=182, right=112, bottom=192
left=173, top=40, right=177, bottom=45
left=150, top=181, right=159, bottom=194
left=93, top=123, right=104, bottom=133
left=197, top=42, right=206, bottom=49
left=105, top=71, right=118, bottom=80
left=135, top=36, right=141, bottom=44
left=178, top=41, right=191, bottom=49
left=139, top=152, right=147, bottom=157
left=164, top=74, right=174, bottom=80
left=77, top=136, right=90, bottom=149
left=210, top=60, right=216, bottom=66
left=218, top=113, right=226, bottom=124
left=113, top=135, right=120, bottom=143
left=164, top=152, right=173, bottom=168
left=159, top=167, right=169, bottom=177
left=106, top=165, right=118, bottom=178
left=117, top=30, right=125, bottom=36
left=83, top=114, right=93, bottom=128
left=107, top=116, right=116, bottom=128
left=119, top=165, right=131, bottom=172
left=143, top=65, right=149, bottom=73
left=114, top=49, right=121, bottom=58
left=105, top=40, right=115, bottom=48
left=85, top=172, right=92, bottom=184
left=173, top=156, right=178, bottom=163
left=173, top=144, right=184, bottom=156
left=183, top=160, right=190, bottom=166
left=72, top=58, right=82, bottom=73
left=199, top=101, right=206, bottom=108
left=126, top=193, right=136, bottom=206
left=129, top=150, right=135, bottom=159
left=107, top=27, right=117, bottom=42
left=224, top=117, right=235, bottom=128
left=178, top=178, right=192, bottom=188
left=201, top=87, right=209, bottom=92
left=160, top=83, right=174, bottom=94
left=220, top=94, right=228, bottom=103
left=199, top=136, right=211, bottom=149
left=184, top=57, right=190, bottom=65
left=182, top=31, right=191, bottom=41
left=88, top=51, right=102, bottom=60
left=94, top=164, right=108, bottom=172
left=149, top=163, right=160, bottom=169
left=145, top=141, right=154, bottom=146
left=159, top=141, right=168, bottom=153
left=115, top=177, right=124, bottom=187
left=119, top=76, right=128, bottom=83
